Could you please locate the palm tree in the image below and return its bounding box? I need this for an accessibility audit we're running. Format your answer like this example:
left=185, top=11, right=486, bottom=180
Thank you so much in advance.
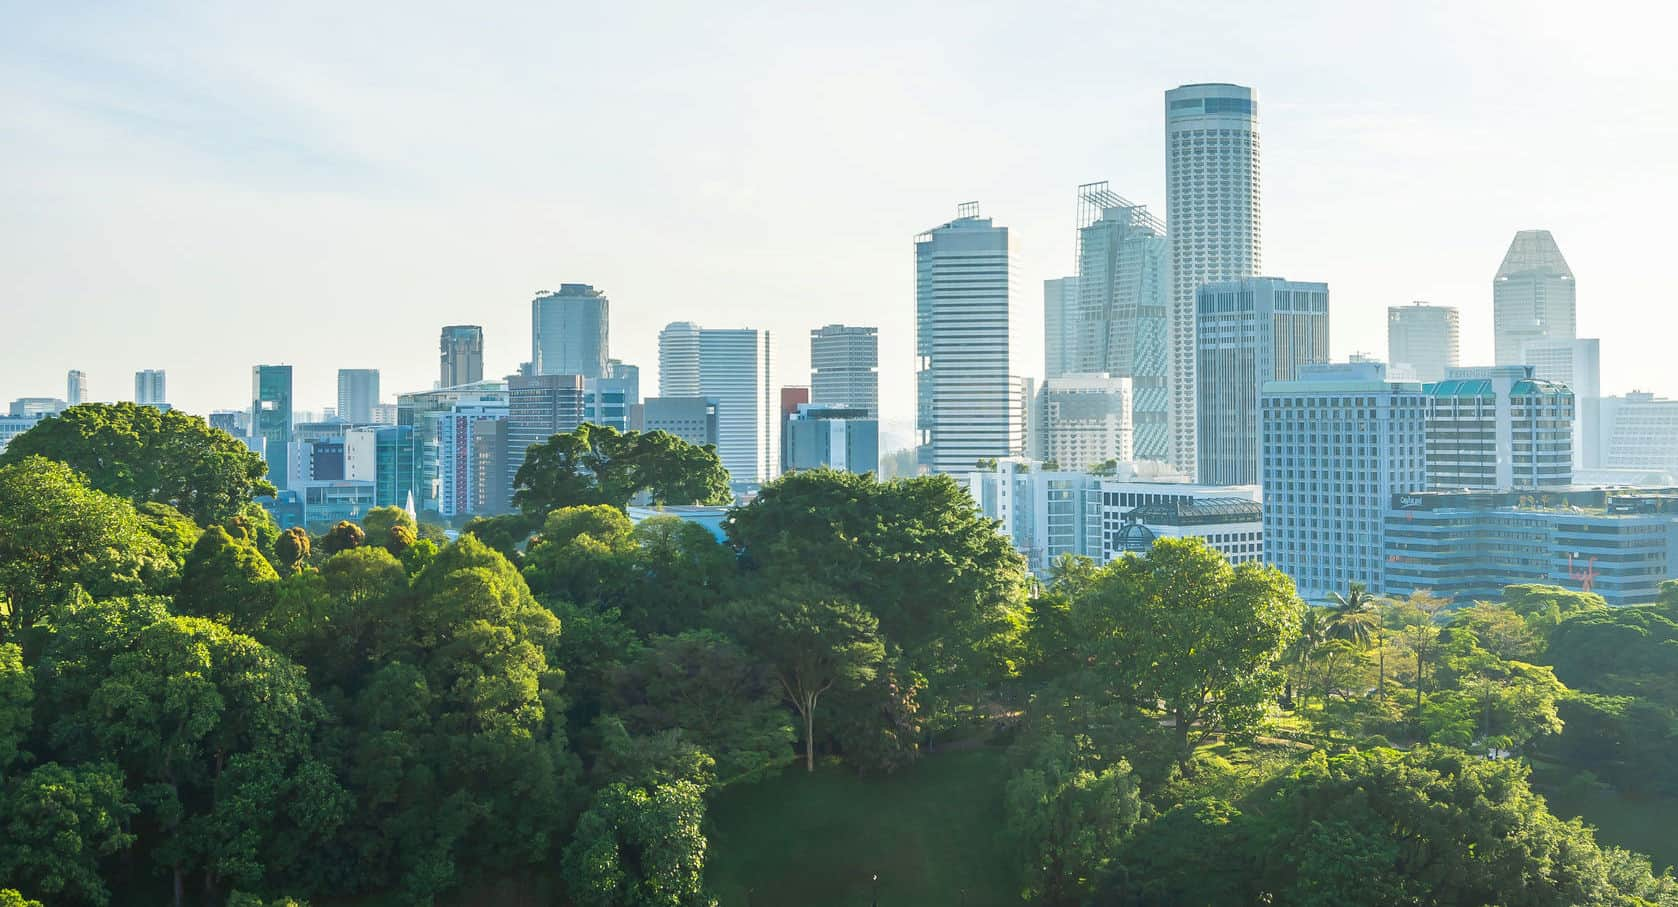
left=1283, top=607, right=1329, bottom=708
left=1327, top=582, right=1382, bottom=697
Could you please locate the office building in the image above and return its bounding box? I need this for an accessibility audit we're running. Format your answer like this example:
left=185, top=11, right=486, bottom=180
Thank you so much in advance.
left=251, top=365, right=294, bottom=490
left=810, top=324, right=880, bottom=417
left=608, top=359, right=641, bottom=406
left=286, top=438, right=345, bottom=485
left=1165, top=83, right=1262, bottom=475
left=642, top=397, right=720, bottom=449
left=1426, top=365, right=1573, bottom=491
left=1072, top=183, right=1170, bottom=460
left=915, top=203, right=1021, bottom=473
left=658, top=322, right=703, bottom=396
left=780, top=386, right=809, bottom=424
left=437, top=406, right=509, bottom=518
left=533, top=284, right=609, bottom=379
left=264, top=480, right=378, bottom=531
left=1592, top=393, right=1678, bottom=479
left=700, top=329, right=775, bottom=486
left=8, top=398, right=64, bottom=418
left=1262, top=362, right=1429, bottom=600
left=1385, top=489, right=1678, bottom=607
left=1110, top=498, right=1264, bottom=565
left=1494, top=230, right=1576, bottom=366
left=1044, top=277, right=1079, bottom=380
left=506, top=373, right=586, bottom=502
left=1197, top=277, right=1330, bottom=485
left=1386, top=302, right=1460, bottom=383
left=968, top=460, right=1104, bottom=576
left=584, top=375, right=634, bottom=432
left=1036, top=373, right=1133, bottom=472
left=345, top=426, right=417, bottom=510
left=336, top=369, right=380, bottom=424
left=1521, top=337, right=1600, bottom=472
left=440, top=325, right=484, bottom=388
left=470, top=418, right=510, bottom=516
left=208, top=410, right=248, bottom=437
left=398, top=380, right=509, bottom=515
left=0, top=414, right=46, bottom=454
left=65, top=369, right=87, bottom=406
left=784, top=404, right=878, bottom=475
left=134, top=369, right=166, bottom=406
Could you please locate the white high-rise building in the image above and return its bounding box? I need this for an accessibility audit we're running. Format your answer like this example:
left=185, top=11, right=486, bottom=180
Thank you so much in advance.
left=915, top=202, right=1020, bottom=474
left=1196, top=277, right=1330, bottom=486
left=1043, top=277, right=1079, bottom=380
left=532, top=284, right=609, bottom=379
left=1596, top=393, right=1678, bottom=479
left=1493, top=231, right=1575, bottom=366
left=810, top=324, right=879, bottom=417
left=1427, top=365, right=1574, bottom=491
left=1036, top=374, right=1133, bottom=472
left=1387, top=302, right=1460, bottom=383
left=1165, top=83, right=1262, bottom=477
left=698, top=329, right=775, bottom=487
left=134, top=369, right=166, bottom=406
left=658, top=322, right=703, bottom=397
left=1521, top=337, right=1600, bottom=472
left=336, top=369, right=380, bottom=425
left=1074, top=183, right=1171, bottom=461
left=66, top=369, right=87, bottom=406
left=1262, top=362, right=1429, bottom=601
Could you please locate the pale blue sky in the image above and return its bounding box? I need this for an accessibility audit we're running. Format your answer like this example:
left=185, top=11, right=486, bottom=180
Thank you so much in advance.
left=3, top=0, right=1675, bottom=430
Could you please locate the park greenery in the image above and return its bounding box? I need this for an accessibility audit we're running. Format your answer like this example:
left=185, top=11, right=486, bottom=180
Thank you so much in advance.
left=1, top=406, right=1677, bottom=905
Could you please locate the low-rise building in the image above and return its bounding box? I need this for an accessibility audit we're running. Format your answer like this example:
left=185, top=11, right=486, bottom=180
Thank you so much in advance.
left=783, top=404, right=878, bottom=474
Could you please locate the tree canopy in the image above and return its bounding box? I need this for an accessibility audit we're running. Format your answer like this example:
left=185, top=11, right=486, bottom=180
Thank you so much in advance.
left=513, top=423, right=731, bottom=517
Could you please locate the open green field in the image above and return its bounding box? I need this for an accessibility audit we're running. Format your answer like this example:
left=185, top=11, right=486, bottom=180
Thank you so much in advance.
left=706, top=748, right=1020, bottom=906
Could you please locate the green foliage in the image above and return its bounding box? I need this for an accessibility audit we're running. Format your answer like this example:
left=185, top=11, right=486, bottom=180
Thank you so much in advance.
left=0, top=402, right=274, bottom=524
left=1502, top=583, right=1608, bottom=641
left=317, top=520, right=365, bottom=557
left=561, top=779, right=715, bottom=907
left=274, top=527, right=311, bottom=574
left=360, top=506, right=416, bottom=546
left=0, top=457, right=175, bottom=639
left=462, top=512, right=541, bottom=563
left=135, top=502, right=202, bottom=573
left=0, top=761, right=136, bottom=906
left=0, top=644, right=29, bottom=776
left=175, top=524, right=280, bottom=631
left=0, top=890, right=42, bottom=907
left=1004, top=749, right=1141, bottom=905
left=514, top=423, right=732, bottom=517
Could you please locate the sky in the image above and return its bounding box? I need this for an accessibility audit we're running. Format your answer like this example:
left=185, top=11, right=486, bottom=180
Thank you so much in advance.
left=3, top=0, right=1677, bottom=435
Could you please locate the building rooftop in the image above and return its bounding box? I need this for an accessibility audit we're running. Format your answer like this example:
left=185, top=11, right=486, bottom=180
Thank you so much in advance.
left=1128, top=497, right=1262, bottom=525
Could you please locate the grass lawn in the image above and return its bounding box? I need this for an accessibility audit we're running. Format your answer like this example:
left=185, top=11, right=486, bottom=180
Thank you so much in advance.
left=706, top=747, right=1020, bottom=906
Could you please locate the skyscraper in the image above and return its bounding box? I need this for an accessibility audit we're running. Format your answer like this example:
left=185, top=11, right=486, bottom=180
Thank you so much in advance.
left=1196, top=277, right=1329, bottom=486
left=1043, top=277, right=1079, bottom=380
left=251, top=365, right=294, bottom=490
left=506, top=374, right=586, bottom=503
left=1521, top=337, right=1600, bottom=471
left=1073, top=183, right=1170, bottom=460
left=607, top=359, right=641, bottom=406
left=699, top=328, right=775, bottom=487
left=134, top=369, right=167, bottom=406
left=1493, top=230, right=1575, bottom=366
left=1427, top=365, right=1574, bottom=491
left=915, top=202, right=1020, bottom=474
left=1035, top=373, right=1134, bottom=472
left=809, top=324, right=879, bottom=417
left=66, top=369, right=87, bottom=406
left=532, top=284, right=609, bottom=379
left=440, top=325, right=484, bottom=388
left=1165, top=83, right=1262, bottom=476
left=658, top=322, right=702, bottom=396
left=1386, top=302, right=1460, bottom=384
left=336, top=369, right=380, bottom=424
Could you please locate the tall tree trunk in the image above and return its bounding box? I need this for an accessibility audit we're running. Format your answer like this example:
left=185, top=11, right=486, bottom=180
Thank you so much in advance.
left=173, top=867, right=184, bottom=907
left=804, top=701, right=816, bottom=773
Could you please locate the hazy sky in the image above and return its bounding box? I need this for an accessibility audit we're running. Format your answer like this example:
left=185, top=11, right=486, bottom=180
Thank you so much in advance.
left=4, top=1, right=1676, bottom=432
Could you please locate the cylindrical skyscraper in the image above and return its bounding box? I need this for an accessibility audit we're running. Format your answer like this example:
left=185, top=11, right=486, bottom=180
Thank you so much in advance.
left=1165, top=83, right=1261, bottom=478
left=532, top=284, right=609, bottom=379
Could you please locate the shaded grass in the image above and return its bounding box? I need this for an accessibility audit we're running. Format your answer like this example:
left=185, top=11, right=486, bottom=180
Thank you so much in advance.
left=706, top=748, right=1020, bottom=906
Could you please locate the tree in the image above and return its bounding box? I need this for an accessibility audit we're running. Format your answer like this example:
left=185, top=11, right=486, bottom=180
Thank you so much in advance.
left=0, top=402, right=274, bottom=524
left=0, top=761, right=136, bottom=906
left=1074, top=538, right=1303, bottom=770
left=0, top=457, right=174, bottom=640
left=560, top=779, right=715, bottom=907
left=1326, top=582, right=1378, bottom=647
left=317, top=521, right=365, bottom=557
left=513, top=423, right=731, bottom=517
left=1450, top=601, right=1540, bottom=662
left=609, top=631, right=794, bottom=786
left=274, top=527, right=311, bottom=574
left=0, top=891, right=42, bottom=907
left=174, top=525, right=280, bottom=631
left=721, top=588, right=884, bottom=772
left=1500, top=583, right=1606, bottom=644
left=0, top=643, right=29, bottom=776
left=1391, top=590, right=1450, bottom=726
left=1005, top=751, right=1142, bottom=905
left=360, top=507, right=416, bottom=546
left=522, top=505, right=638, bottom=610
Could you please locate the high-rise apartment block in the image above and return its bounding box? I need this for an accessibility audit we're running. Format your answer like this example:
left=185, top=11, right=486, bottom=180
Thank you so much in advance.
left=251, top=365, right=294, bottom=490
left=1387, top=302, right=1460, bottom=383
left=533, top=284, right=609, bottom=379
left=1425, top=366, right=1574, bottom=491
left=1196, top=277, right=1329, bottom=485
left=1493, top=231, right=1576, bottom=366
left=437, top=406, right=509, bottom=518
left=1036, top=373, right=1133, bottom=472
left=810, top=324, right=879, bottom=417
left=1073, top=183, right=1170, bottom=461
left=1262, top=362, right=1429, bottom=600
left=134, top=369, right=167, bottom=406
left=66, top=370, right=87, bottom=406
left=915, top=203, right=1021, bottom=474
left=1165, top=83, right=1262, bottom=475
left=336, top=369, right=380, bottom=424
left=440, top=325, right=484, bottom=388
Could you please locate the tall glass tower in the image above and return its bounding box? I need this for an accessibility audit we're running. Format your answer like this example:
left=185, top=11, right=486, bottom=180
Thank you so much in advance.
left=439, top=325, right=484, bottom=388
left=1165, top=83, right=1261, bottom=477
left=1074, top=182, right=1170, bottom=461
left=251, top=364, right=293, bottom=489
left=915, top=202, right=1019, bottom=474
left=532, top=284, right=609, bottom=379
left=336, top=369, right=380, bottom=424
left=1493, top=230, right=1575, bottom=366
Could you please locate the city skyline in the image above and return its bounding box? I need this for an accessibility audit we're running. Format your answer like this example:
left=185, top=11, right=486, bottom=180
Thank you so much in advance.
left=4, top=3, right=1677, bottom=427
